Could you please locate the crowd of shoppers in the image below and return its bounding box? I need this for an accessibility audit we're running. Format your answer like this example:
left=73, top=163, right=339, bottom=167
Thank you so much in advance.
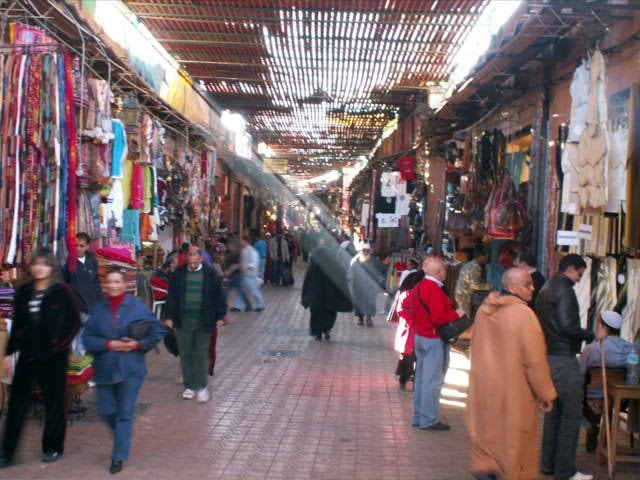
left=2, top=228, right=638, bottom=479
left=383, top=241, right=638, bottom=480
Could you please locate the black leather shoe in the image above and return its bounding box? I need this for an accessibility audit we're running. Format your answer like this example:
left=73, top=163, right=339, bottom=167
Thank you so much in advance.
left=314, top=334, right=322, bottom=341
left=110, top=460, right=123, bottom=474
left=42, top=451, right=63, bottom=463
left=0, top=455, right=11, bottom=468
left=324, top=332, right=330, bottom=341
left=419, top=422, right=451, bottom=431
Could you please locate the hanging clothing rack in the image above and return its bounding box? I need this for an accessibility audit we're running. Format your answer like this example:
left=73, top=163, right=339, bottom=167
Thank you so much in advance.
left=7, top=0, right=214, bottom=150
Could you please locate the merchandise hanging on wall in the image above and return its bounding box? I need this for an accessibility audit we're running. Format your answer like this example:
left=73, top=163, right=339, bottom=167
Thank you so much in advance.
left=0, top=32, right=79, bottom=269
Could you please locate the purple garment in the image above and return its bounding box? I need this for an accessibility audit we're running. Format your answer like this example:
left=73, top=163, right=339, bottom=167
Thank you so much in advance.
left=202, top=251, right=213, bottom=266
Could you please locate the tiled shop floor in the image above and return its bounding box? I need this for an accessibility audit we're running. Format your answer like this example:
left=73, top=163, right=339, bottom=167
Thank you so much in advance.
left=2, top=279, right=638, bottom=479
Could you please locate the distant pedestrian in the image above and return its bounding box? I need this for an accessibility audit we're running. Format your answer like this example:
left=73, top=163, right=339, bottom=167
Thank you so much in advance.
left=0, top=248, right=81, bottom=468
left=224, top=238, right=249, bottom=311
left=515, top=252, right=546, bottom=307
left=467, top=268, right=556, bottom=480
left=165, top=246, right=227, bottom=402
left=536, top=254, right=600, bottom=480
left=82, top=268, right=166, bottom=474
left=234, top=237, right=265, bottom=312
left=253, top=233, right=269, bottom=279
left=411, top=256, right=465, bottom=431
left=398, top=257, right=420, bottom=288
left=454, top=245, right=491, bottom=316
left=268, top=233, right=290, bottom=286
left=177, top=242, right=190, bottom=268
left=301, top=239, right=352, bottom=341
left=348, top=243, right=385, bottom=326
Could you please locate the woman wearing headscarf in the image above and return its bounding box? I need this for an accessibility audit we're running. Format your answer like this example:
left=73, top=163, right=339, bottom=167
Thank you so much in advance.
left=0, top=248, right=81, bottom=468
left=302, top=238, right=352, bottom=341
left=83, top=268, right=166, bottom=474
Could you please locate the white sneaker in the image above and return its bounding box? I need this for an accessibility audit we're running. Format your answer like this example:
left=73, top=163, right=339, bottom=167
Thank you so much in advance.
left=569, top=472, right=593, bottom=480
left=182, top=388, right=195, bottom=400
left=196, top=388, right=210, bottom=403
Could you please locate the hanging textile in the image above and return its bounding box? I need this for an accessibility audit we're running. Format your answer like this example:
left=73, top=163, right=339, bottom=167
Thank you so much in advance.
left=64, top=51, right=79, bottom=272
left=82, top=78, right=114, bottom=143
left=573, top=256, right=592, bottom=330
left=397, top=155, right=416, bottom=182
left=130, top=162, right=145, bottom=210
left=606, top=126, right=628, bottom=213
left=621, top=258, right=640, bottom=342
left=576, top=50, right=608, bottom=210
left=625, top=83, right=640, bottom=251
left=590, top=257, right=617, bottom=328
left=0, top=44, right=80, bottom=268
left=111, top=119, right=127, bottom=178
left=121, top=209, right=141, bottom=251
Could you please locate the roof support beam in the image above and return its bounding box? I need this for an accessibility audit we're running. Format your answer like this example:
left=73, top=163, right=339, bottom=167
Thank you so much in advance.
left=127, top=3, right=482, bottom=18
left=152, top=29, right=454, bottom=46
left=134, top=12, right=475, bottom=28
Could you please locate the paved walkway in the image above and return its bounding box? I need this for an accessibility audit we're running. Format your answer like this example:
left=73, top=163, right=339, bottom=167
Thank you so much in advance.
left=3, top=271, right=639, bottom=479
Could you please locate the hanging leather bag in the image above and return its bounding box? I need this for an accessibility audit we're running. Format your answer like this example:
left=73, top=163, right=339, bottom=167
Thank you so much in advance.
left=486, top=171, right=527, bottom=239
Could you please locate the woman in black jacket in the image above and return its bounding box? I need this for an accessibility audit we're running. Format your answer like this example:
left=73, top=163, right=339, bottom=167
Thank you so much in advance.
left=0, top=248, right=81, bottom=468
left=301, top=239, right=353, bottom=341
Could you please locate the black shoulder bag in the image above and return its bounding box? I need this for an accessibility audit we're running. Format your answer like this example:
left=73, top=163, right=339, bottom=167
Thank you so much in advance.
left=417, top=290, right=473, bottom=344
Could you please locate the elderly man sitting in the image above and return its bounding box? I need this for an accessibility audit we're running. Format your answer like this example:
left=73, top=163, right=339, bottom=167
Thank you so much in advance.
left=579, top=310, right=633, bottom=452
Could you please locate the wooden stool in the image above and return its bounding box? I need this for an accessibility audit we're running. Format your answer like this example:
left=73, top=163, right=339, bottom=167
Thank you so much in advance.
left=596, top=380, right=640, bottom=474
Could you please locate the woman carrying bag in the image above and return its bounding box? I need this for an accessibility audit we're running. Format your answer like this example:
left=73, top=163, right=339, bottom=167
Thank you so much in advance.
left=83, top=268, right=166, bottom=474
left=0, top=248, right=81, bottom=468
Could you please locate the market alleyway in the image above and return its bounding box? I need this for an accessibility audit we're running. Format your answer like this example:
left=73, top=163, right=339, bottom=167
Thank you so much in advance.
left=6, top=273, right=639, bottom=480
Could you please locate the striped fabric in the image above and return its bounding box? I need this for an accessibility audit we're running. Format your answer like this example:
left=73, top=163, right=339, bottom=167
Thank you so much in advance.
left=184, top=269, right=204, bottom=313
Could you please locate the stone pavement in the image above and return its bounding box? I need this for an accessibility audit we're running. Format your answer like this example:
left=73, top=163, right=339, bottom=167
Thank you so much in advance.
left=3, top=273, right=639, bottom=479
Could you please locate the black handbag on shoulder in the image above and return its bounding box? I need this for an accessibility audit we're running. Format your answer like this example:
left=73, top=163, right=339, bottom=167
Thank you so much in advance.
left=417, top=290, right=473, bottom=343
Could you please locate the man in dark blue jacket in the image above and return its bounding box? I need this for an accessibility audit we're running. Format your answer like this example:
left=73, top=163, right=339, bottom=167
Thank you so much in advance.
left=165, top=246, right=227, bottom=403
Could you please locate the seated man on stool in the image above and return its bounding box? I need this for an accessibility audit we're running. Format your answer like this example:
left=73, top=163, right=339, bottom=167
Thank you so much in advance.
left=579, top=310, right=633, bottom=452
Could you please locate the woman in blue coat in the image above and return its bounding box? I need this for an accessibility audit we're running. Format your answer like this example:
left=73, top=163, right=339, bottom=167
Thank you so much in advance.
left=83, top=268, right=166, bottom=474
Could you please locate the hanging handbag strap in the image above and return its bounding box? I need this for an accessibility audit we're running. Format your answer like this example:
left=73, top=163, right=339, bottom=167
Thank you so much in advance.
left=416, top=282, right=431, bottom=315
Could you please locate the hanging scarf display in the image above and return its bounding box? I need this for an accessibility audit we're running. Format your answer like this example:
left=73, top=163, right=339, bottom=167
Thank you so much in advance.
left=0, top=48, right=77, bottom=267
left=64, top=51, right=79, bottom=272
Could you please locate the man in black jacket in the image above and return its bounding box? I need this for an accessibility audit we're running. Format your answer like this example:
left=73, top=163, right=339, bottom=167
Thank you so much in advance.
left=535, top=254, right=602, bottom=480
left=165, top=246, right=227, bottom=403
left=65, top=233, right=102, bottom=315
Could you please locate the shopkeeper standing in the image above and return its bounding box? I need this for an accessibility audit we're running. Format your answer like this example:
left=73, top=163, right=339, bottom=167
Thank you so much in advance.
left=65, top=232, right=102, bottom=316
left=0, top=248, right=81, bottom=468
